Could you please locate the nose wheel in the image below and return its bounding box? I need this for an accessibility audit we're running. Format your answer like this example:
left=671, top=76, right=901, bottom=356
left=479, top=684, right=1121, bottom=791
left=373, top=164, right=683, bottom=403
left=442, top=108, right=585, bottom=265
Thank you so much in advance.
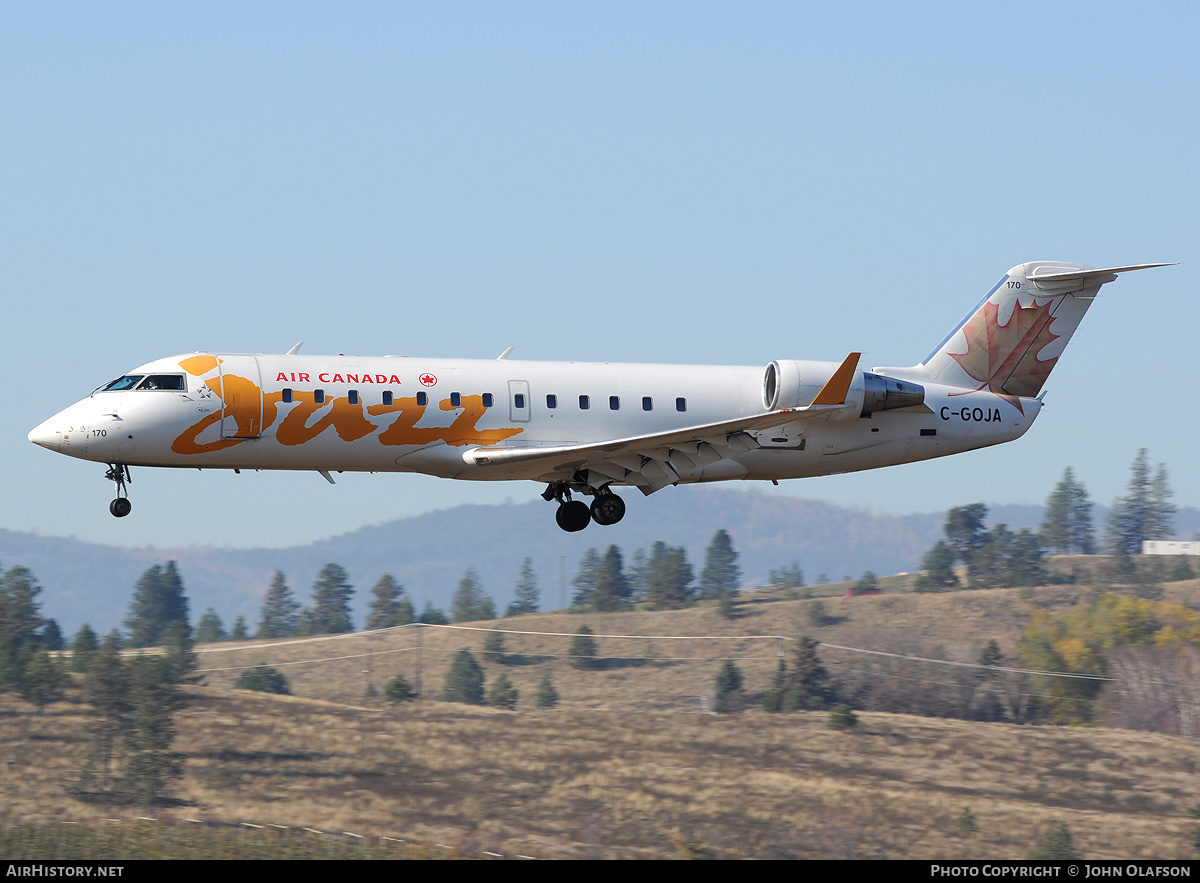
left=105, top=464, right=132, bottom=518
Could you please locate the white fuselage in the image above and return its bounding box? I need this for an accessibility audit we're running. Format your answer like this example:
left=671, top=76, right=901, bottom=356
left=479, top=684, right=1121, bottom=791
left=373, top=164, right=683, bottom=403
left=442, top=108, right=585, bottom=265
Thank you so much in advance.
left=29, top=351, right=1039, bottom=487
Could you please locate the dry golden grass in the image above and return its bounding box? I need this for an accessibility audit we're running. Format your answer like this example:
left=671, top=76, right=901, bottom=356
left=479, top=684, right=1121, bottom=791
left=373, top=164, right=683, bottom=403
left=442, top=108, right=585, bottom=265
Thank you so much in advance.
left=5, top=579, right=1200, bottom=859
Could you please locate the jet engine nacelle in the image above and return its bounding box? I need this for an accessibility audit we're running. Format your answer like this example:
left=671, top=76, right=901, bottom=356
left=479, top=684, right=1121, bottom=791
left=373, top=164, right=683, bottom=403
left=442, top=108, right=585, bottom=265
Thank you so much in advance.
left=762, top=360, right=924, bottom=418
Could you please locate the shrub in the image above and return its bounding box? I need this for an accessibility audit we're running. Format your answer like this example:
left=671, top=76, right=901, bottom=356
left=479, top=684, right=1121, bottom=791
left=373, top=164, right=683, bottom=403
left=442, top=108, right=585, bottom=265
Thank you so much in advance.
left=235, top=665, right=290, bottom=695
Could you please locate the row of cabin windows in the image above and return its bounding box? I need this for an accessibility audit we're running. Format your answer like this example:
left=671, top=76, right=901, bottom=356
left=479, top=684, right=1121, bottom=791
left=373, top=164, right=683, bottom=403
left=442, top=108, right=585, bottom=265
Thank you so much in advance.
left=280, top=389, right=687, bottom=413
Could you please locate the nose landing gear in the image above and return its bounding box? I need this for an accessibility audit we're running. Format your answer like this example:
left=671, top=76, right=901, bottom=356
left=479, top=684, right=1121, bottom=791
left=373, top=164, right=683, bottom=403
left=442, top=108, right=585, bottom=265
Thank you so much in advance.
left=105, top=464, right=132, bottom=517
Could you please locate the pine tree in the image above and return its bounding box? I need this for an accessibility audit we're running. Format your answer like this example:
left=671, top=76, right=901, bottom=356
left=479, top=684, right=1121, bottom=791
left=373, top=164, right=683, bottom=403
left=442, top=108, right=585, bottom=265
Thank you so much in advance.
left=914, top=541, right=960, bottom=592
left=257, top=571, right=299, bottom=638
left=592, top=546, right=632, bottom=612
left=195, top=609, right=227, bottom=644
left=1147, top=463, right=1177, bottom=541
left=124, top=562, right=192, bottom=648
left=384, top=673, right=416, bottom=704
left=644, top=542, right=693, bottom=610
left=571, top=548, right=601, bottom=608
left=487, top=673, right=519, bottom=709
left=505, top=558, right=540, bottom=617
left=1107, top=449, right=1154, bottom=554
left=235, top=665, right=291, bottom=694
left=70, top=624, right=99, bottom=673
left=534, top=674, right=559, bottom=709
left=451, top=568, right=496, bottom=622
left=310, top=564, right=354, bottom=634
left=230, top=616, right=249, bottom=641
left=366, top=574, right=412, bottom=629
left=713, top=660, right=744, bottom=713
left=568, top=625, right=599, bottom=669
left=945, top=504, right=988, bottom=581
left=699, top=530, right=740, bottom=600
left=442, top=650, right=485, bottom=704
left=1041, top=467, right=1095, bottom=555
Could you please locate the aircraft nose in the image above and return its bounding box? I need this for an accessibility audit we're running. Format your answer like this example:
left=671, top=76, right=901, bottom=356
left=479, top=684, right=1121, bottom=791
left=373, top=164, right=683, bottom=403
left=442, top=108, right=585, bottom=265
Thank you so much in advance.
left=28, top=419, right=62, bottom=452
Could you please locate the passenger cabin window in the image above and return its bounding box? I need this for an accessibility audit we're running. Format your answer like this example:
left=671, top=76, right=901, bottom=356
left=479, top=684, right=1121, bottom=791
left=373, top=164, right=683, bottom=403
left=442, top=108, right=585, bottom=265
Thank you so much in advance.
left=514, top=393, right=526, bottom=409
left=348, top=390, right=359, bottom=405
left=676, top=397, right=687, bottom=412
left=642, top=396, right=653, bottom=411
left=416, top=391, right=427, bottom=407
left=314, top=389, right=325, bottom=404
left=579, top=395, right=590, bottom=410
left=450, top=392, right=462, bottom=407
left=609, top=396, right=620, bottom=410
left=482, top=393, right=494, bottom=408
left=282, top=388, right=294, bottom=404
left=546, top=394, right=557, bottom=408
left=382, top=391, right=393, bottom=406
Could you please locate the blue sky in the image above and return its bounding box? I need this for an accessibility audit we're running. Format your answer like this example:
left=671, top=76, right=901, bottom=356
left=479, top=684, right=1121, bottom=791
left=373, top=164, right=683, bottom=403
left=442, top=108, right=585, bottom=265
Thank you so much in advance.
left=3, top=2, right=1197, bottom=549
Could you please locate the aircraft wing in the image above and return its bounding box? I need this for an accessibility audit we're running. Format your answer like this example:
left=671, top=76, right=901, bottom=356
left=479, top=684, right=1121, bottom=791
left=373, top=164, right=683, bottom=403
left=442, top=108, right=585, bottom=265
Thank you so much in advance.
left=463, top=352, right=861, bottom=493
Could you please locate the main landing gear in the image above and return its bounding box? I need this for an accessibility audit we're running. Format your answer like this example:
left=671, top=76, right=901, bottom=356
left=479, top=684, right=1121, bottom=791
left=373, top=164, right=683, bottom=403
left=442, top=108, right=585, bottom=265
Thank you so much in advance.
left=543, top=481, right=626, bottom=532
left=105, top=464, right=132, bottom=518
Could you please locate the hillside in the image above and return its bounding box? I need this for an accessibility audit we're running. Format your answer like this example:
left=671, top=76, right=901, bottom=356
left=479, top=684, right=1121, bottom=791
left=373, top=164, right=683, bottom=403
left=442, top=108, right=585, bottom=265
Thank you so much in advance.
left=4, top=580, right=1200, bottom=858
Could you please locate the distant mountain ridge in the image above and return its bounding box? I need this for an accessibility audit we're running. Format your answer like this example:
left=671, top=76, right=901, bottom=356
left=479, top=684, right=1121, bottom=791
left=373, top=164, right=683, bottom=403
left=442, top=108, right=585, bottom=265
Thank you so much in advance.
left=3, top=487, right=1197, bottom=635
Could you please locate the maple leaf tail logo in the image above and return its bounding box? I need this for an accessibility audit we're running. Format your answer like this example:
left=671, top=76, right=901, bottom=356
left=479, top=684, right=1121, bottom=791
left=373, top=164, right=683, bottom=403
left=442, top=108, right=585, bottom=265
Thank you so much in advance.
left=949, top=298, right=1061, bottom=399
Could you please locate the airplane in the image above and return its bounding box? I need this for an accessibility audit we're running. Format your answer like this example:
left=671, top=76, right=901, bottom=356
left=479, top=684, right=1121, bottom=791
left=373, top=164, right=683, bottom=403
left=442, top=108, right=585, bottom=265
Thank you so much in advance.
left=29, top=261, right=1168, bottom=532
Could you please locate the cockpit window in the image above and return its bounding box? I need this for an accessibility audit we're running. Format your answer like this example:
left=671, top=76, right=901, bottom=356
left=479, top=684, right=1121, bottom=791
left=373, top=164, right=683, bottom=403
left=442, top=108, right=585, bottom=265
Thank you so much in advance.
left=135, top=374, right=185, bottom=391
left=101, top=375, right=145, bottom=392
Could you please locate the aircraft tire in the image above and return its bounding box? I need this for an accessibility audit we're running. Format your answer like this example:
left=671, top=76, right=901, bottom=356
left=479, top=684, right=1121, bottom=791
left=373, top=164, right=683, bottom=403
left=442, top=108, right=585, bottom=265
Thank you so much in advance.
left=556, top=500, right=591, bottom=532
left=590, top=494, right=626, bottom=526
left=110, top=498, right=132, bottom=518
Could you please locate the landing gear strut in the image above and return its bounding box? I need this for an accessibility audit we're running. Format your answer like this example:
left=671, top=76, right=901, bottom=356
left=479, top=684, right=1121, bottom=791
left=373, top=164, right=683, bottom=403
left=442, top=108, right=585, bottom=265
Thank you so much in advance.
left=543, top=481, right=626, bottom=532
left=105, top=464, right=132, bottom=518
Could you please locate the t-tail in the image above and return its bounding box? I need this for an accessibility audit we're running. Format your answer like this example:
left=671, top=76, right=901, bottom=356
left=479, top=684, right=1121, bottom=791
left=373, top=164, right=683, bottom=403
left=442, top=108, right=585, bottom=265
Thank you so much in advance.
left=876, top=261, right=1172, bottom=394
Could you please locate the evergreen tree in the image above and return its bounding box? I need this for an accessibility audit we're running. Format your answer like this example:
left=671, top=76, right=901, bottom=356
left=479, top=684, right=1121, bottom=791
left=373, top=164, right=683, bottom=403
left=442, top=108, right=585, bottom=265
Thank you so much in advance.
left=0, top=566, right=49, bottom=691
left=945, top=504, right=988, bottom=581
left=592, top=546, right=632, bottom=612
left=384, top=673, right=416, bottom=703
left=1106, top=449, right=1174, bottom=554
left=1029, top=819, right=1081, bottom=860
left=235, top=665, right=291, bottom=694
left=699, top=530, right=741, bottom=600
left=505, top=558, right=540, bottom=617
left=120, top=654, right=185, bottom=804
left=257, top=571, right=299, bottom=639
left=310, top=564, right=354, bottom=634
left=84, top=633, right=128, bottom=790
left=229, top=616, right=249, bottom=641
left=482, top=630, right=507, bottom=663
left=70, top=623, right=99, bottom=673
left=914, top=541, right=960, bottom=592
left=366, top=574, right=412, bottom=629
left=768, top=563, right=805, bottom=589
left=19, top=648, right=66, bottom=712
left=644, top=542, right=693, bottom=610
left=713, top=660, right=744, bottom=713
left=571, top=548, right=602, bottom=608
left=1041, top=467, right=1095, bottom=554
left=766, top=636, right=832, bottom=711
left=487, top=673, right=519, bottom=709
left=534, top=674, right=559, bottom=709
left=451, top=568, right=496, bottom=622
left=195, top=609, right=227, bottom=644
left=568, top=625, right=599, bottom=669
left=417, top=602, right=449, bottom=625
left=442, top=649, right=485, bottom=704
left=1147, top=463, right=1177, bottom=541
left=40, top=619, right=64, bottom=651
left=124, top=562, right=192, bottom=648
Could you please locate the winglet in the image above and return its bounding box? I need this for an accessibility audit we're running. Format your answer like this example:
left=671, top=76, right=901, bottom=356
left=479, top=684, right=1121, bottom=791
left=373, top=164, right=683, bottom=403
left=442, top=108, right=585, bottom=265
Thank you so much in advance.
left=810, top=352, right=861, bottom=406
left=286, top=341, right=304, bottom=355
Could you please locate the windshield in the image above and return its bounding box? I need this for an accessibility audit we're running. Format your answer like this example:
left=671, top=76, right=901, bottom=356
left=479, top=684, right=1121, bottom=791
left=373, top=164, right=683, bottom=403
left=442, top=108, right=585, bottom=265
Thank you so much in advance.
left=100, top=375, right=144, bottom=392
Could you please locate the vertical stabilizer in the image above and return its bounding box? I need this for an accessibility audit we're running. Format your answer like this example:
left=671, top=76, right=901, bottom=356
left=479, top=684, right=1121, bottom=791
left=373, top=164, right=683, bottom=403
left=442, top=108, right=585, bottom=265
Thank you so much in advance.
left=883, top=262, right=1170, bottom=394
